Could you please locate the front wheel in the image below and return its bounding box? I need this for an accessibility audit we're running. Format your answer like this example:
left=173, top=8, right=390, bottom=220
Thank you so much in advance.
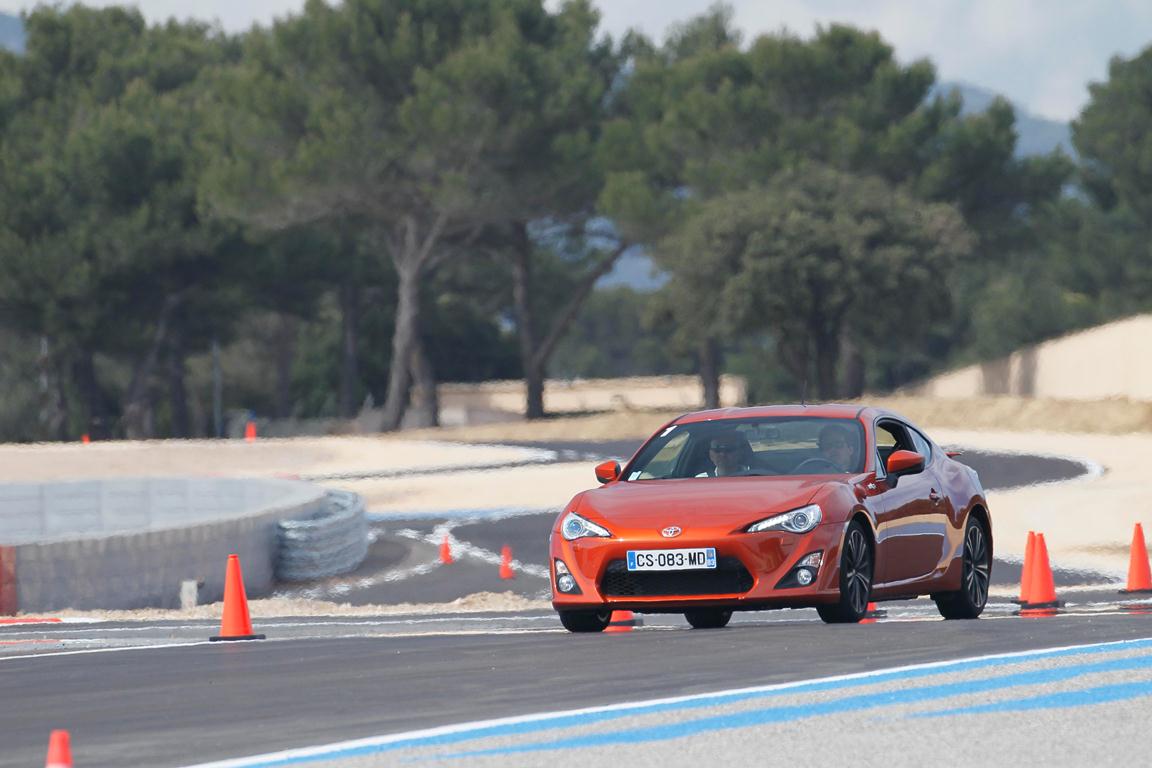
left=934, top=516, right=991, bottom=619
left=684, top=608, right=733, bottom=629
left=817, top=520, right=873, bottom=624
left=558, top=608, right=612, bottom=633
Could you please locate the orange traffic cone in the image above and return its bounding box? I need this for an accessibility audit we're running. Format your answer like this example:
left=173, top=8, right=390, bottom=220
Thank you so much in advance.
left=1016, top=531, right=1037, bottom=604
left=499, top=546, right=515, bottom=579
left=80, top=433, right=90, bottom=445
left=244, top=421, right=257, bottom=442
left=1121, top=523, right=1152, bottom=594
left=439, top=534, right=454, bottom=565
left=209, top=554, right=265, bottom=641
left=45, top=729, right=72, bottom=768
left=605, top=610, right=642, bottom=633
left=1019, top=533, right=1062, bottom=610
left=864, top=601, right=886, bottom=619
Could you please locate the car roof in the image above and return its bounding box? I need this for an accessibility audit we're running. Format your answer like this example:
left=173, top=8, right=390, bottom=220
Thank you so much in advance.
left=673, top=403, right=900, bottom=425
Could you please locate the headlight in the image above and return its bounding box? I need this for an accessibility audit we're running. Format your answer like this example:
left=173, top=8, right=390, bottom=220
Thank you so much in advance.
left=561, top=511, right=613, bottom=541
left=746, top=504, right=822, bottom=534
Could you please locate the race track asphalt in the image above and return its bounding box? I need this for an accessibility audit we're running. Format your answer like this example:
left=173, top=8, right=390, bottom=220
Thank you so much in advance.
left=0, top=442, right=1142, bottom=768
left=3, top=611, right=1152, bottom=767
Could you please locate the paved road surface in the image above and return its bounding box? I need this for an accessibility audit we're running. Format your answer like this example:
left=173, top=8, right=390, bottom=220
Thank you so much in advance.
left=0, top=440, right=1134, bottom=768
left=3, top=611, right=1152, bottom=767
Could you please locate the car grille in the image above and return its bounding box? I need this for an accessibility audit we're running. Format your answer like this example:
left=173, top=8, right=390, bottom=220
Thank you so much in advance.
left=600, top=557, right=753, bottom=597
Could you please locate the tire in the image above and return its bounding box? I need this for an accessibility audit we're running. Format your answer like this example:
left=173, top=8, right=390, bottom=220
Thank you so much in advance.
left=934, top=515, right=991, bottom=619
left=558, top=608, right=612, bottom=633
left=684, top=608, right=733, bottom=629
left=817, top=520, right=873, bottom=624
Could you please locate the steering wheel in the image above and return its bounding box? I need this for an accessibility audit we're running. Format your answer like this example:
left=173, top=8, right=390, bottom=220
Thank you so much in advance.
left=792, top=457, right=843, bottom=474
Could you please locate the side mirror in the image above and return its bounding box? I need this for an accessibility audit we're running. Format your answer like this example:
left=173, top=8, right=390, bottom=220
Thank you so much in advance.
left=594, top=460, right=621, bottom=484
left=886, top=450, right=924, bottom=486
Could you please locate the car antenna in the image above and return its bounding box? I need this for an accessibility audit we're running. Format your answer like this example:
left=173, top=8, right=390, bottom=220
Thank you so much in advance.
left=801, top=377, right=808, bottom=407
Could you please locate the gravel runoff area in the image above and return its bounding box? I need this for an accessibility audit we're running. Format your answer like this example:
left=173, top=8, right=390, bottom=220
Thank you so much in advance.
left=0, top=435, right=551, bottom=482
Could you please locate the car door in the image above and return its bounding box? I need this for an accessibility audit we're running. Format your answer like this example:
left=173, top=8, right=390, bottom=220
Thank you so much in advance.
left=872, top=419, right=949, bottom=586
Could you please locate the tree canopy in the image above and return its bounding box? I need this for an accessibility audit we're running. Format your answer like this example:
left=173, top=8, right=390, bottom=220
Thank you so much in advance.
left=0, top=1, right=1143, bottom=441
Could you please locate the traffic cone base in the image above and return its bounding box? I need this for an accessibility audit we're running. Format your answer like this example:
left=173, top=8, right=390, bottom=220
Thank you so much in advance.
left=1017, top=600, right=1064, bottom=610
left=605, top=610, right=642, bottom=632
left=209, top=554, right=265, bottom=642
left=209, top=632, right=266, bottom=641
left=45, top=729, right=72, bottom=768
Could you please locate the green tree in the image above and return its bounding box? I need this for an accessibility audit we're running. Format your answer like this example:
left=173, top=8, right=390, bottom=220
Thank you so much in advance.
left=662, top=165, right=972, bottom=399
left=201, top=0, right=617, bottom=429
left=602, top=9, right=1069, bottom=401
left=0, top=8, right=242, bottom=439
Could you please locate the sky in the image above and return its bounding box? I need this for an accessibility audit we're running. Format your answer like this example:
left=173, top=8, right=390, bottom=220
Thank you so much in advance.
left=6, top=0, right=1152, bottom=122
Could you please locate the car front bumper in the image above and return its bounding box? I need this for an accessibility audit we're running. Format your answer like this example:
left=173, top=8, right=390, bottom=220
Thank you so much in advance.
left=550, top=523, right=847, bottom=611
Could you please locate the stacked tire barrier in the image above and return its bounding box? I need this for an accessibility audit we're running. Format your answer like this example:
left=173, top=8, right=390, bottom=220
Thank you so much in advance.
left=0, top=477, right=328, bottom=612
left=276, top=490, right=369, bottom=582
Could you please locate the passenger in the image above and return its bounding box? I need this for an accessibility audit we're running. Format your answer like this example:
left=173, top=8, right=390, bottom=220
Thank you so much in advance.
left=818, top=424, right=855, bottom=472
left=698, top=431, right=752, bottom=477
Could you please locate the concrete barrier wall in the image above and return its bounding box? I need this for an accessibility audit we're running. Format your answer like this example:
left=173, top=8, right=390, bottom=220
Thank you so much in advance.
left=0, top=478, right=327, bottom=612
left=905, top=314, right=1152, bottom=401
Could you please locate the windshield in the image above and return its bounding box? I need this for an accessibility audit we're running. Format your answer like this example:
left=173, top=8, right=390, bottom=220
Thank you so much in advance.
left=624, top=417, right=866, bottom=480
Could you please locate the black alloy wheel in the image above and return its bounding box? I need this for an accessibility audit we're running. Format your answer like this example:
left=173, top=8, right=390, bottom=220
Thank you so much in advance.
left=684, top=608, right=733, bottom=629
left=817, top=520, right=873, bottom=624
left=934, top=516, right=991, bottom=619
left=558, top=608, right=612, bottom=633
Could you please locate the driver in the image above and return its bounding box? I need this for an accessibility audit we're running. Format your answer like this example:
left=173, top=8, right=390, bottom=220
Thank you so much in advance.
left=817, top=424, right=855, bottom=472
left=698, top=431, right=752, bottom=477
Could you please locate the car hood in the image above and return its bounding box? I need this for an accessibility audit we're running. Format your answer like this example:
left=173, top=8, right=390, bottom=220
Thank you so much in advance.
left=578, top=476, right=830, bottom=532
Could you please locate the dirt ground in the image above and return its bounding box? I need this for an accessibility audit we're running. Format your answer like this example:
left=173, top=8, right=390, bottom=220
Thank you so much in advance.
left=0, top=435, right=545, bottom=482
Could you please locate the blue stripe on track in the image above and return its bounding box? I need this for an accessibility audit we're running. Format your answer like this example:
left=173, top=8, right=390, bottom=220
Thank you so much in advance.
left=917, top=680, right=1152, bottom=717
left=208, top=638, right=1152, bottom=767
left=445, top=650, right=1152, bottom=758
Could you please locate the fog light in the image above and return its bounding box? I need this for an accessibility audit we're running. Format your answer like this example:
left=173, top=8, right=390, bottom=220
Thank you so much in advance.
left=554, top=558, right=581, bottom=594
left=796, top=568, right=814, bottom=586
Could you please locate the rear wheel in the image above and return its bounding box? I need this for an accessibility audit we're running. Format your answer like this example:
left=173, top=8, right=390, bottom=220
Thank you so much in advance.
left=817, top=520, right=873, bottom=624
left=558, top=608, right=612, bottom=633
left=934, top=516, right=991, bottom=619
left=684, top=608, right=733, bottom=629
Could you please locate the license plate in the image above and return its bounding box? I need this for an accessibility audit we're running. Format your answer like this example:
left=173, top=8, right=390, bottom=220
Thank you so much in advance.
left=626, top=548, right=717, bottom=571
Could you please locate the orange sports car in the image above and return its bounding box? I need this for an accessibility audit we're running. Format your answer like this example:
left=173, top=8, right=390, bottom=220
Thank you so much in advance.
left=550, top=404, right=992, bottom=631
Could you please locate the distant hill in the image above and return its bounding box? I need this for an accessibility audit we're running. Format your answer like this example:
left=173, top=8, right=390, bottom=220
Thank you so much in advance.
left=0, top=11, right=23, bottom=54
left=939, top=81, right=1075, bottom=158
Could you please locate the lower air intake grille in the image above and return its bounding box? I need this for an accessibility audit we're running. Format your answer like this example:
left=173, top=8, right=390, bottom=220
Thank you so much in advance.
left=600, top=557, right=753, bottom=597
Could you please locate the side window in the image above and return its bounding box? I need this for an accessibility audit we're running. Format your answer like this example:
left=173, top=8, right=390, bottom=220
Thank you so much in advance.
left=875, top=421, right=903, bottom=474
left=910, top=428, right=933, bottom=461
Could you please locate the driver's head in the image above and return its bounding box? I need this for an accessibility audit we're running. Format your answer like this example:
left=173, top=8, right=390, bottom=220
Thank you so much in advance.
left=709, top=430, right=750, bottom=475
left=818, top=424, right=854, bottom=469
